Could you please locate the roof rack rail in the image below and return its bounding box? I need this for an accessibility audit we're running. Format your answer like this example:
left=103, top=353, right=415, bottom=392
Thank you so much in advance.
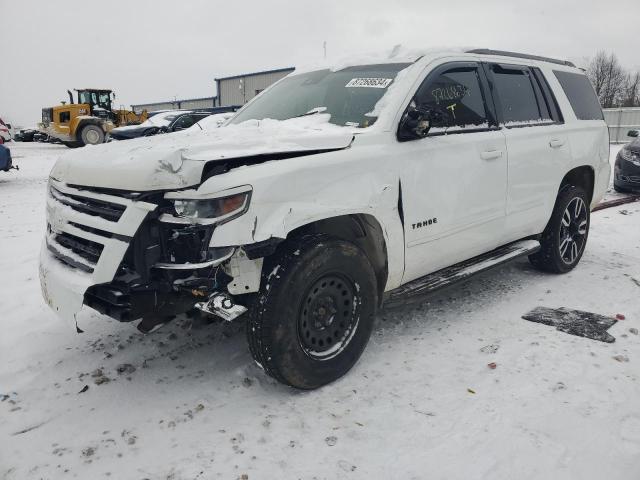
left=466, top=49, right=576, bottom=67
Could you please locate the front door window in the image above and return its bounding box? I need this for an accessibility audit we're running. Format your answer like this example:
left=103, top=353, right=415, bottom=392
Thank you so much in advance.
left=412, top=66, right=490, bottom=133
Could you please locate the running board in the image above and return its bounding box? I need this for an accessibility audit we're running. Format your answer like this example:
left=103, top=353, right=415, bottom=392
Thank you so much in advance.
left=384, top=239, right=540, bottom=308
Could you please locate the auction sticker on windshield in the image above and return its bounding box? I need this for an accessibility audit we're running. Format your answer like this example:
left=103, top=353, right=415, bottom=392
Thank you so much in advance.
left=345, top=78, right=393, bottom=88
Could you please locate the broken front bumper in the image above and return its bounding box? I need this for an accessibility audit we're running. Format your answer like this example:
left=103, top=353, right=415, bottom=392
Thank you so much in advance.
left=40, top=179, right=240, bottom=327
left=40, top=180, right=157, bottom=325
left=39, top=241, right=93, bottom=327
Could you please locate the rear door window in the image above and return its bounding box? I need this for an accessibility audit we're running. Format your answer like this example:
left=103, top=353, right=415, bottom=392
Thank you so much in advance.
left=413, top=64, right=490, bottom=133
left=490, top=65, right=547, bottom=126
left=553, top=71, right=604, bottom=121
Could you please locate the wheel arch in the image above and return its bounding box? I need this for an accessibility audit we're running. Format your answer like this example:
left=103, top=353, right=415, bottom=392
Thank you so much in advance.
left=559, top=166, right=595, bottom=203
left=286, top=214, right=389, bottom=298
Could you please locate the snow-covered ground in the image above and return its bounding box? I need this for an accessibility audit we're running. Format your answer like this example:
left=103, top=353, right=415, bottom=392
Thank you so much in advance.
left=0, top=142, right=639, bottom=480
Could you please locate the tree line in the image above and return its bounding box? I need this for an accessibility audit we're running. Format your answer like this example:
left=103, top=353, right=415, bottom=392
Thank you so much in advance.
left=587, top=51, right=640, bottom=108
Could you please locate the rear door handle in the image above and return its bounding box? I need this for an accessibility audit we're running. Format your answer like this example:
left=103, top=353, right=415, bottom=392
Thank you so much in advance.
left=480, top=150, right=503, bottom=161
left=549, top=138, right=565, bottom=148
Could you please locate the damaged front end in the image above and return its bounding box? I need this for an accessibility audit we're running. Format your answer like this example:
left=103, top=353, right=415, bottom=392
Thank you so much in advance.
left=40, top=179, right=257, bottom=329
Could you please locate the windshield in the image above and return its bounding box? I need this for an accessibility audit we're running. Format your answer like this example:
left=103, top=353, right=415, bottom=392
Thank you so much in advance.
left=230, top=63, right=411, bottom=128
left=190, top=112, right=233, bottom=131
left=78, top=91, right=111, bottom=109
left=143, top=111, right=181, bottom=127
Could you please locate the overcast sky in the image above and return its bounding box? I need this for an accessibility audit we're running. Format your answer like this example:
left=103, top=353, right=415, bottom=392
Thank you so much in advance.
left=1, top=0, right=639, bottom=127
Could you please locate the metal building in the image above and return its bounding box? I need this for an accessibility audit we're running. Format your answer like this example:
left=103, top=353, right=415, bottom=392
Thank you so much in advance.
left=215, top=67, right=295, bottom=107
left=131, top=96, right=217, bottom=114
left=130, top=67, right=295, bottom=113
left=603, top=107, right=640, bottom=143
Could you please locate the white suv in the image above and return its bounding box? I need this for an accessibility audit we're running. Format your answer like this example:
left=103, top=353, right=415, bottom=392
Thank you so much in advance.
left=40, top=48, right=610, bottom=389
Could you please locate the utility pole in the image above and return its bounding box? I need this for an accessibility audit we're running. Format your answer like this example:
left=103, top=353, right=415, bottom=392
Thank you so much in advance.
left=323, top=41, right=327, bottom=60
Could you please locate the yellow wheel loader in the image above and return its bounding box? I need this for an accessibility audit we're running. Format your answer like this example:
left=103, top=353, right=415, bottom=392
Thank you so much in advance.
left=39, top=89, right=148, bottom=148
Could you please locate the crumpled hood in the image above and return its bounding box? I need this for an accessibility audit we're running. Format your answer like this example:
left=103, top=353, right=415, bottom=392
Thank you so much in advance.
left=50, top=116, right=354, bottom=191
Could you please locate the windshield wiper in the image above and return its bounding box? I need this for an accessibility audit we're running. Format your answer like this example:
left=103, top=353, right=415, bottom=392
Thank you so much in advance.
left=292, top=106, right=327, bottom=119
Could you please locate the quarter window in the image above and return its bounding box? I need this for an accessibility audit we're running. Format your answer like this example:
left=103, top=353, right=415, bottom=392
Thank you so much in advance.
left=553, top=70, right=604, bottom=121
left=414, top=67, right=489, bottom=132
left=491, top=66, right=543, bottom=125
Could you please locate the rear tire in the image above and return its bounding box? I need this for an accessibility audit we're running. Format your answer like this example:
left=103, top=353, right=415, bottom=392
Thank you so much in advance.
left=529, top=185, right=590, bottom=273
left=79, top=125, right=105, bottom=146
left=247, top=234, right=378, bottom=389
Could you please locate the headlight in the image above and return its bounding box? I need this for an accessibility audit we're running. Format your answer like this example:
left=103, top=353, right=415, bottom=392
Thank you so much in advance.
left=620, top=146, right=640, bottom=165
left=170, top=191, right=250, bottom=223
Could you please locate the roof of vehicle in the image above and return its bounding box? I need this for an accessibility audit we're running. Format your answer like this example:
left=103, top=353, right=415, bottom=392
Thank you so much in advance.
left=466, top=49, right=575, bottom=67
left=292, top=46, right=579, bottom=77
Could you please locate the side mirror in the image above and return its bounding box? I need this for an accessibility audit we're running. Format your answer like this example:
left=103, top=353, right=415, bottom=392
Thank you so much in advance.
left=398, top=104, right=452, bottom=141
left=398, top=105, right=432, bottom=141
left=628, top=130, right=639, bottom=138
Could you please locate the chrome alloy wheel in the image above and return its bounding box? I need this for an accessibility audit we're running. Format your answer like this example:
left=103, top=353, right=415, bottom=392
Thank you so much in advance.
left=559, top=196, right=588, bottom=264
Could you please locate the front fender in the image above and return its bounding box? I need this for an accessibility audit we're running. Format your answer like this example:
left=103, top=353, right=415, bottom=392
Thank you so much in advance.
left=196, top=146, right=405, bottom=290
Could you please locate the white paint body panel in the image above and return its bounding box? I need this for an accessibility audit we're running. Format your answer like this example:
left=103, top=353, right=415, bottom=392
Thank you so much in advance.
left=40, top=50, right=610, bottom=324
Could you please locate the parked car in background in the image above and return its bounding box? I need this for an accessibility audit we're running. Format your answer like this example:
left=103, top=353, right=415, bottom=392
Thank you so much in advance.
left=0, top=117, right=12, bottom=144
left=614, top=129, right=640, bottom=193
left=40, top=49, right=609, bottom=389
left=189, top=112, right=234, bottom=131
left=14, top=128, right=39, bottom=142
left=0, top=144, right=17, bottom=172
left=108, top=111, right=211, bottom=141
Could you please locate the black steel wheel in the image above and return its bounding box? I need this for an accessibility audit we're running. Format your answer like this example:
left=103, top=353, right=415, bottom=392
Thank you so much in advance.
left=298, top=274, right=359, bottom=360
left=247, top=234, right=378, bottom=389
left=529, top=185, right=590, bottom=273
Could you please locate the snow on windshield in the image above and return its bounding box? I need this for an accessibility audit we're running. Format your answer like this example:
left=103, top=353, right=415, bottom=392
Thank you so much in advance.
left=146, top=111, right=182, bottom=127
left=230, top=63, right=411, bottom=128
left=189, top=113, right=233, bottom=131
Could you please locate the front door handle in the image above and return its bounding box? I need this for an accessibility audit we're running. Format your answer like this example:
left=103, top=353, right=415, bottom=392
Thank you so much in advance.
left=480, top=150, right=503, bottom=161
left=549, top=138, right=565, bottom=148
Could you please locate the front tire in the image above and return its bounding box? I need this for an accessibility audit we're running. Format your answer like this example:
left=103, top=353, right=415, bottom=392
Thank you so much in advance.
left=79, top=124, right=105, bottom=146
left=529, top=185, right=590, bottom=273
left=247, top=234, right=378, bottom=389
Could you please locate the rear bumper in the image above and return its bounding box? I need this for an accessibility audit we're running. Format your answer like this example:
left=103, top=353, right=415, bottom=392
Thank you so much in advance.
left=592, top=161, right=611, bottom=208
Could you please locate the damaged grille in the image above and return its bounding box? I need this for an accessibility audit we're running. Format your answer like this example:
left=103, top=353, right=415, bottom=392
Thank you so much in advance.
left=47, top=228, right=104, bottom=273
left=50, top=186, right=126, bottom=222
